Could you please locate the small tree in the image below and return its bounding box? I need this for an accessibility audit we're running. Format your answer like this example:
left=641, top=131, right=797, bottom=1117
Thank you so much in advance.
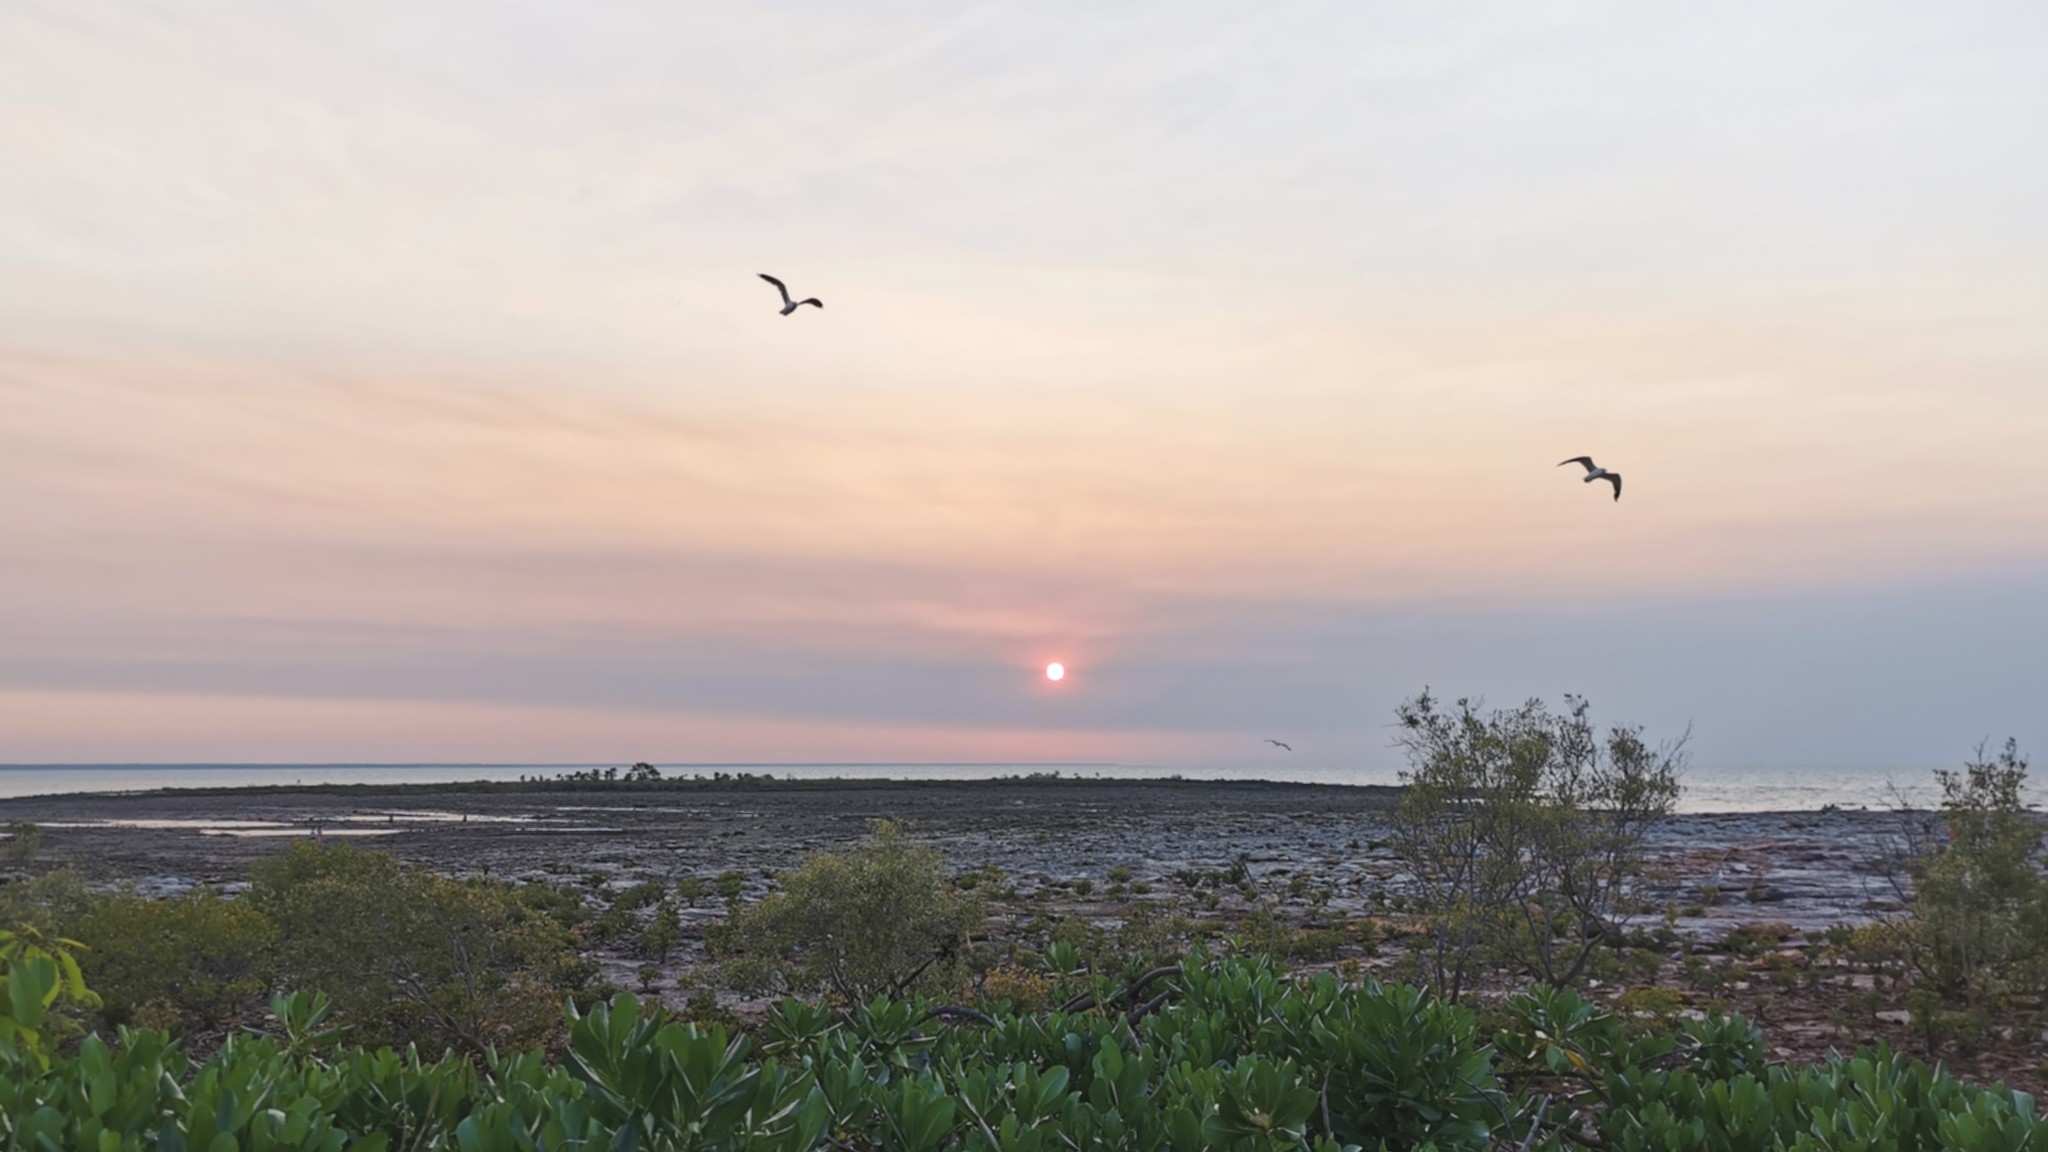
left=719, top=820, right=981, bottom=1002
left=1899, top=739, right=2045, bottom=1005
left=1389, top=690, right=1682, bottom=1000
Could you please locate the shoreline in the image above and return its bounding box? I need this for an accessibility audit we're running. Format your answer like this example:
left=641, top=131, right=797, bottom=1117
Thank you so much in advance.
left=0, top=774, right=1391, bottom=801
left=0, top=771, right=1931, bottom=814
left=0, top=758, right=1969, bottom=815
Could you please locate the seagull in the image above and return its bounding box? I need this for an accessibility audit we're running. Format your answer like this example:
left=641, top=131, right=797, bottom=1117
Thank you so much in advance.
left=1264, top=739, right=1293, bottom=752
left=758, top=273, right=822, bottom=316
left=1558, top=456, right=1622, bottom=501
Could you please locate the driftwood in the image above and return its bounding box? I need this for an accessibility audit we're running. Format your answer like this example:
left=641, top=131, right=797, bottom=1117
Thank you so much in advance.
left=887, top=946, right=952, bottom=1000
left=1125, top=989, right=1172, bottom=1025
left=1054, top=964, right=1182, bottom=1015
left=919, top=1004, right=998, bottom=1027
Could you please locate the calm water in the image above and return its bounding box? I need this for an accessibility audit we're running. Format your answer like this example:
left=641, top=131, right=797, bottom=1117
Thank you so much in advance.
left=0, top=762, right=1999, bottom=812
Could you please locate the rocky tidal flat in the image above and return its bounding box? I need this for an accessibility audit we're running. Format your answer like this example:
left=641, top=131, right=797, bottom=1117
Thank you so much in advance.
left=1, top=776, right=1908, bottom=933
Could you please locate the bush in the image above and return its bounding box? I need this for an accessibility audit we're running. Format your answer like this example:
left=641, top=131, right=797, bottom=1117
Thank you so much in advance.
left=1390, top=689, right=1683, bottom=999
left=73, top=888, right=273, bottom=1034
left=1900, top=739, right=2046, bottom=1006
left=2, top=821, right=41, bottom=864
left=5, top=942, right=2044, bottom=1152
left=609, top=879, right=667, bottom=912
left=0, top=870, right=94, bottom=937
left=247, top=841, right=590, bottom=1055
left=714, top=869, right=748, bottom=900
left=641, top=900, right=683, bottom=962
left=718, top=820, right=982, bottom=1001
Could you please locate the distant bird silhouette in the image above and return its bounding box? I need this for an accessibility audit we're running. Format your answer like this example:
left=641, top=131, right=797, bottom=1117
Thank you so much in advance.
left=758, top=273, right=822, bottom=315
left=1265, top=739, right=1293, bottom=752
left=1558, top=456, right=1622, bottom=501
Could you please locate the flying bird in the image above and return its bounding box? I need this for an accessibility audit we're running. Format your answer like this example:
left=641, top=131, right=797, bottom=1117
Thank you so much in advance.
left=1558, top=456, right=1622, bottom=501
left=758, top=273, right=822, bottom=315
left=1265, top=739, right=1293, bottom=752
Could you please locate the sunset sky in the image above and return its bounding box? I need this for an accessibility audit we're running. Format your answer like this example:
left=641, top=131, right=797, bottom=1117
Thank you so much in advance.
left=3, top=2, right=2045, bottom=767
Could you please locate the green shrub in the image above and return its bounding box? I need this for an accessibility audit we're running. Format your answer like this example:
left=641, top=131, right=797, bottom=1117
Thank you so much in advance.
left=1902, top=739, right=2046, bottom=1006
left=511, top=878, right=590, bottom=931
left=247, top=841, right=590, bottom=1055
left=714, top=869, right=748, bottom=900
left=719, top=820, right=982, bottom=1001
left=73, top=888, right=273, bottom=1034
left=1116, top=901, right=1188, bottom=969
left=609, top=879, right=667, bottom=912
left=589, top=903, right=638, bottom=943
left=0, top=869, right=94, bottom=937
left=641, top=900, right=683, bottom=962
left=1390, top=689, right=1683, bottom=999
left=2, top=821, right=41, bottom=864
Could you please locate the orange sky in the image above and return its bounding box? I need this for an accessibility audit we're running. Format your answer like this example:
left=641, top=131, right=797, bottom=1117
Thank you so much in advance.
left=2, top=2, right=2045, bottom=765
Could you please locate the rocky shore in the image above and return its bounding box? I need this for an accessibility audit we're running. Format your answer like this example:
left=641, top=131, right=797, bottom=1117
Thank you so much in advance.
left=1, top=776, right=1909, bottom=935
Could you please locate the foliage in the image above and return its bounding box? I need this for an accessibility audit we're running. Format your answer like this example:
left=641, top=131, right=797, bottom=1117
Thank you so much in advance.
left=1898, top=739, right=2047, bottom=1008
left=6, top=940, right=2042, bottom=1152
left=0, top=868, right=96, bottom=937
left=248, top=841, right=592, bottom=1056
left=74, top=887, right=275, bottom=1034
left=1389, top=689, right=1683, bottom=999
left=0, top=928, right=98, bottom=1069
left=643, top=900, right=685, bottom=962
left=719, top=820, right=983, bottom=1002
left=2, top=821, right=41, bottom=864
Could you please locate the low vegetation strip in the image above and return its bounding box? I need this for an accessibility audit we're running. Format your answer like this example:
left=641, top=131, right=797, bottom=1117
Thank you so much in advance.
left=2, top=936, right=2040, bottom=1152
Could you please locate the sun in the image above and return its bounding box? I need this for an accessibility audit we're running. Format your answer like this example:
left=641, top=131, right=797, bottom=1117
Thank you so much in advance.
left=1044, top=661, right=1065, bottom=682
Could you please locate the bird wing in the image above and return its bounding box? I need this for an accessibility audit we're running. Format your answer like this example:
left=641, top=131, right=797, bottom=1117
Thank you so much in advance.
left=758, top=273, right=792, bottom=305
left=1558, top=456, right=1596, bottom=472
left=1602, top=473, right=1622, bottom=500
left=797, top=298, right=823, bottom=309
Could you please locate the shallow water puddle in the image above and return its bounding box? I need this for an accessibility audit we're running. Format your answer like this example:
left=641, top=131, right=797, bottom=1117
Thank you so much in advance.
left=335, top=810, right=536, bottom=824
left=203, top=828, right=403, bottom=838
left=41, top=818, right=290, bottom=830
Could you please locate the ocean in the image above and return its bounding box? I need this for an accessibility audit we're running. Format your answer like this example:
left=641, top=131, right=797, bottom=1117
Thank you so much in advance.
left=0, top=761, right=2007, bottom=813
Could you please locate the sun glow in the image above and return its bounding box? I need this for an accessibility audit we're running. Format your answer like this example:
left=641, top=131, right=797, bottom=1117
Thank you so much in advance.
left=1044, top=662, right=1065, bottom=682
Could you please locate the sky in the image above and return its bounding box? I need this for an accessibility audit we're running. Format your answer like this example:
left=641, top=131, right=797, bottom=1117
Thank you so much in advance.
left=2, top=1, right=2045, bottom=769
